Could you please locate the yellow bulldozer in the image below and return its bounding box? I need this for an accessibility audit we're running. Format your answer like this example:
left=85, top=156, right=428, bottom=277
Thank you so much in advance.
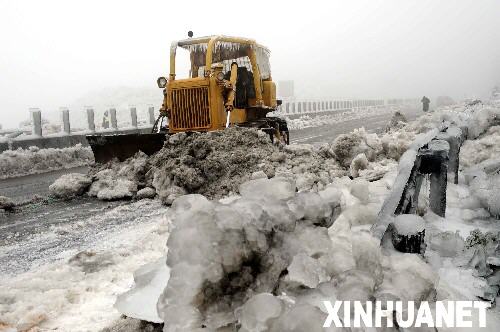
left=87, top=35, right=289, bottom=163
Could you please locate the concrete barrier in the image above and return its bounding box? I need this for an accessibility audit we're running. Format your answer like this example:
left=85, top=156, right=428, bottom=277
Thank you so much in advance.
left=30, top=108, right=42, bottom=137
left=148, top=106, right=156, bottom=125
left=0, top=106, right=158, bottom=152
left=130, top=107, right=138, bottom=128
left=61, top=108, right=70, bottom=135
left=5, top=127, right=153, bottom=151
left=110, top=108, right=118, bottom=130
left=86, top=108, right=96, bottom=133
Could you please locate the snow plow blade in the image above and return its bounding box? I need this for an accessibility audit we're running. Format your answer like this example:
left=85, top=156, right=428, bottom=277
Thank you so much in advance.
left=86, top=133, right=166, bottom=163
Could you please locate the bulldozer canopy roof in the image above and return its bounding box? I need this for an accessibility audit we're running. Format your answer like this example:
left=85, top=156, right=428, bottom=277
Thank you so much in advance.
left=172, top=35, right=271, bottom=79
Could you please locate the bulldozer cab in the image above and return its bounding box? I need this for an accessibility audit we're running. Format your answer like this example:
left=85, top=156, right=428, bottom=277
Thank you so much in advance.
left=159, top=36, right=278, bottom=133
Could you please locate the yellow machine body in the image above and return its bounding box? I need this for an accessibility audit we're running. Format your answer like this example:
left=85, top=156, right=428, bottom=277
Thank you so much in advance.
left=161, top=35, right=279, bottom=133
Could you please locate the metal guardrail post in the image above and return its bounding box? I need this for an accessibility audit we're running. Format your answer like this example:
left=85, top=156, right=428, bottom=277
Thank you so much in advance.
left=419, top=139, right=450, bottom=217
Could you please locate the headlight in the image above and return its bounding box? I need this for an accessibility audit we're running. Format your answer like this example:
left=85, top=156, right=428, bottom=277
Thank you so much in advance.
left=216, top=71, right=225, bottom=82
left=157, top=77, right=168, bottom=88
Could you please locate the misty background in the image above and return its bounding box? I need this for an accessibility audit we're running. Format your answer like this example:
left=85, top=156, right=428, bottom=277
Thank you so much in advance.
left=1, top=0, right=499, bottom=128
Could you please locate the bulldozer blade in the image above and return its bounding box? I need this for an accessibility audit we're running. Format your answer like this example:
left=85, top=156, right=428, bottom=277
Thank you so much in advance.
left=86, top=133, right=166, bottom=163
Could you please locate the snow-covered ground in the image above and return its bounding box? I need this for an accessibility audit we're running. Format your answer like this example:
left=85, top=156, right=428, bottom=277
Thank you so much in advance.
left=2, top=103, right=500, bottom=331
left=0, top=144, right=94, bottom=180
left=0, top=199, right=169, bottom=331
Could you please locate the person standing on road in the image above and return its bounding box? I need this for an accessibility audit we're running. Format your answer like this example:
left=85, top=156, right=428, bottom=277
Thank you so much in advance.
left=421, top=96, right=430, bottom=112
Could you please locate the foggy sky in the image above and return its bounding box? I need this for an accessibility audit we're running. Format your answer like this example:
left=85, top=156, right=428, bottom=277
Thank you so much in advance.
left=1, top=0, right=499, bottom=127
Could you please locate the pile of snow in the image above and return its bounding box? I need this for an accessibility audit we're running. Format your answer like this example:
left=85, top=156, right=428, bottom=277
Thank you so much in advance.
left=87, top=151, right=149, bottom=200
left=0, top=195, right=15, bottom=211
left=49, top=173, right=92, bottom=199
left=63, top=125, right=413, bottom=202
left=461, top=126, right=500, bottom=167
left=384, top=110, right=407, bottom=131
left=119, top=177, right=445, bottom=331
left=331, top=127, right=382, bottom=167
left=467, top=106, right=500, bottom=139
left=0, top=144, right=94, bottom=179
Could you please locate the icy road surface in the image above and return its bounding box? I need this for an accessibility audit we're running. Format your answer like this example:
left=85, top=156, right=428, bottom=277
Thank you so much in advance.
left=289, top=106, right=421, bottom=144
left=0, top=165, right=89, bottom=204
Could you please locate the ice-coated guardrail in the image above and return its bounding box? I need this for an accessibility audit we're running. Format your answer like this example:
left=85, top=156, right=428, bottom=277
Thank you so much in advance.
left=370, top=124, right=468, bottom=253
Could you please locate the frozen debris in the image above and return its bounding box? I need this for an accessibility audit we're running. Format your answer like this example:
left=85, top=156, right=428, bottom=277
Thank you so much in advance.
left=100, top=317, right=162, bottom=332
left=240, top=177, right=295, bottom=201
left=130, top=178, right=441, bottom=330
left=85, top=151, right=149, bottom=200
left=287, top=191, right=335, bottom=227
left=0, top=144, right=94, bottom=180
left=77, top=123, right=423, bottom=201
left=236, top=293, right=283, bottom=332
left=465, top=229, right=499, bottom=251
left=469, top=172, right=500, bottom=219
left=49, top=173, right=92, bottom=199
left=88, top=177, right=137, bottom=200
left=377, top=252, right=437, bottom=301
left=331, top=128, right=381, bottom=167
left=284, top=253, right=329, bottom=288
left=392, top=214, right=425, bottom=236
left=0, top=195, right=15, bottom=211
left=349, top=153, right=368, bottom=178
left=385, top=110, right=407, bottom=131
left=381, top=131, right=412, bottom=161
left=461, top=126, right=500, bottom=168
left=149, top=127, right=344, bottom=198
left=467, top=106, right=500, bottom=139
left=388, top=215, right=426, bottom=254
left=349, top=178, right=370, bottom=203
left=150, top=128, right=277, bottom=198
left=466, top=246, right=493, bottom=277
left=250, top=170, right=268, bottom=179
left=428, top=231, right=465, bottom=257
left=268, top=303, right=329, bottom=332
left=115, top=258, right=169, bottom=323
left=136, top=187, right=156, bottom=200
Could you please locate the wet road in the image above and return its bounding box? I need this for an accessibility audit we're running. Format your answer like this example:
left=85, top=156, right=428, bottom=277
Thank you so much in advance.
left=0, top=166, right=89, bottom=204
left=290, top=107, right=421, bottom=144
